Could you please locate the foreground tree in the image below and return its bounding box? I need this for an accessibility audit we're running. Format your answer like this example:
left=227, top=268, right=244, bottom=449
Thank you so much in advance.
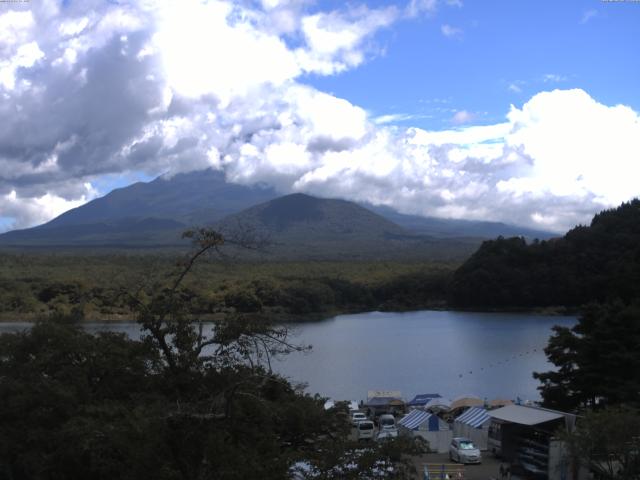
left=0, top=229, right=420, bottom=479
left=563, top=407, right=640, bottom=480
left=534, top=302, right=640, bottom=411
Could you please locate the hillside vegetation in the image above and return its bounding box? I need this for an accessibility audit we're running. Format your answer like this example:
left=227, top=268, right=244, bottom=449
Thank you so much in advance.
left=451, top=199, right=640, bottom=308
left=0, top=254, right=454, bottom=321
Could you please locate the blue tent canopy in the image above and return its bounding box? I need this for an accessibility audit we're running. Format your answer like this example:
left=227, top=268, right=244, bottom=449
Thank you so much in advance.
left=398, top=410, right=440, bottom=431
left=455, top=407, right=490, bottom=428
left=407, top=393, right=442, bottom=406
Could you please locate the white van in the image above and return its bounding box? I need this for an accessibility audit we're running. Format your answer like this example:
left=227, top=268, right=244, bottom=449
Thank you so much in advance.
left=357, top=420, right=375, bottom=440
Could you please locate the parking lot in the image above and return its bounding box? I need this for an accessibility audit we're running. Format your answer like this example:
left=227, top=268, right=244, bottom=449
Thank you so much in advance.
left=350, top=424, right=506, bottom=480
left=410, top=452, right=504, bottom=480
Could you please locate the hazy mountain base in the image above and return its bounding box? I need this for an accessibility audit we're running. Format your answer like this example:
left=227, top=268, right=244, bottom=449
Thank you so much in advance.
left=0, top=254, right=455, bottom=322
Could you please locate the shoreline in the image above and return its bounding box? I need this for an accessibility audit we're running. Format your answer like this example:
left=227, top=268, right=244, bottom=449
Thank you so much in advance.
left=0, top=304, right=578, bottom=324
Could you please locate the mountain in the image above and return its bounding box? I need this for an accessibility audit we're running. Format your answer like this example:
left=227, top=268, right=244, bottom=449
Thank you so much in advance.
left=0, top=169, right=278, bottom=247
left=37, top=169, right=278, bottom=228
left=451, top=199, right=640, bottom=308
left=0, top=217, right=187, bottom=247
left=216, top=193, right=480, bottom=260
left=220, top=193, right=406, bottom=238
left=0, top=167, right=555, bottom=252
left=364, top=204, right=556, bottom=240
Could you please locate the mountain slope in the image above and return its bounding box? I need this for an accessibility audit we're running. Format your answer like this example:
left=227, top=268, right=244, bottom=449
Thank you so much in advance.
left=216, top=193, right=479, bottom=260
left=365, top=204, right=556, bottom=240
left=33, top=169, right=277, bottom=229
left=451, top=199, right=640, bottom=308
left=0, top=217, right=187, bottom=247
left=220, top=193, right=406, bottom=238
left=0, top=169, right=278, bottom=247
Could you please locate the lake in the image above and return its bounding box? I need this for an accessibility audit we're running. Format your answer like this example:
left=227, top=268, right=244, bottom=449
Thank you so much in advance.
left=0, top=310, right=575, bottom=404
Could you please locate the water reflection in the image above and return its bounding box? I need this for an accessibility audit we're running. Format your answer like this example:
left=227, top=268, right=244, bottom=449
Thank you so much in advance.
left=0, top=310, right=575, bottom=402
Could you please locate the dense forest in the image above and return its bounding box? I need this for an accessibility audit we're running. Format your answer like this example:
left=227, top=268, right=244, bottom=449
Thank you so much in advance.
left=451, top=199, right=640, bottom=309
left=2, top=200, right=639, bottom=321
left=0, top=255, right=453, bottom=321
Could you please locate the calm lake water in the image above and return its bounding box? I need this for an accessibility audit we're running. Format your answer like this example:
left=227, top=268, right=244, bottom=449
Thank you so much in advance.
left=0, top=310, right=575, bottom=403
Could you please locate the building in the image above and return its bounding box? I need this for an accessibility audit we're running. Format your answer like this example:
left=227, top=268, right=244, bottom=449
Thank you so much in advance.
left=487, top=404, right=587, bottom=480
left=365, top=390, right=405, bottom=417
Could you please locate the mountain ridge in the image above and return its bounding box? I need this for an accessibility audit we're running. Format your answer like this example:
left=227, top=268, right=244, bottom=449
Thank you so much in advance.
left=0, top=168, right=556, bottom=252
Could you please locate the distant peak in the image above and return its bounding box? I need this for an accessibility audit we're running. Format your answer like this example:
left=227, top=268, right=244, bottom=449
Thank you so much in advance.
left=279, top=192, right=317, bottom=201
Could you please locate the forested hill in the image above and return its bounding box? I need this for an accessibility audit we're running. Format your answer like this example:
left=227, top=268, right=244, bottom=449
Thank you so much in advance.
left=450, top=199, right=640, bottom=308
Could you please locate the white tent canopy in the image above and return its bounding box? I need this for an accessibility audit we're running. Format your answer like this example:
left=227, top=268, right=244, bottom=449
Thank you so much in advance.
left=398, top=410, right=451, bottom=453
left=453, top=407, right=491, bottom=450
left=456, top=407, right=490, bottom=428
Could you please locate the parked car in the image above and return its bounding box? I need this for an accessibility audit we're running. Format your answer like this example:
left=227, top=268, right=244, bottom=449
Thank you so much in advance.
left=449, top=437, right=482, bottom=464
left=356, top=420, right=375, bottom=440
left=375, top=429, right=398, bottom=442
left=351, top=412, right=368, bottom=426
left=378, top=414, right=396, bottom=431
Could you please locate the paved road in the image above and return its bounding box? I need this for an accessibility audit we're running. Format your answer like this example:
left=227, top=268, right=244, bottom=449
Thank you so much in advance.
left=350, top=426, right=516, bottom=480
left=411, top=452, right=505, bottom=480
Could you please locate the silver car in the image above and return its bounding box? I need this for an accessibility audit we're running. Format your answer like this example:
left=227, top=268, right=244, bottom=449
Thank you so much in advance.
left=449, top=437, right=482, bottom=464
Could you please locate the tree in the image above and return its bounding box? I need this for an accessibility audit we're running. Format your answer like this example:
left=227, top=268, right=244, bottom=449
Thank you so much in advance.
left=451, top=199, right=640, bottom=309
left=534, top=302, right=640, bottom=411
left=562, top=407, right=640, bottom=480
left=0, top=228, right=420, bottom=479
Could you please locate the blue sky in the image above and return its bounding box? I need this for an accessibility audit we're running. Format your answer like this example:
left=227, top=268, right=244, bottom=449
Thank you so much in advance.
left=306, top=0, right=640, bottom=129
left=0, top=0, right=639, bottom=233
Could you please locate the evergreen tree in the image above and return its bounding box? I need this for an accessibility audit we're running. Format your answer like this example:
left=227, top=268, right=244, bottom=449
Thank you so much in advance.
left=534, top=302, right=640, bottom=411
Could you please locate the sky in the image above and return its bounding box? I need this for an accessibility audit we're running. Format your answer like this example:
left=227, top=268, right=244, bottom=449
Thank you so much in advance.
left=0, top=0, right=639, bottom=233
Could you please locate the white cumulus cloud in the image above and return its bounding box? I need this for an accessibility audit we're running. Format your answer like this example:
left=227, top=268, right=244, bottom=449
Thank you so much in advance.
left=0, top=0, right=639, bottom=236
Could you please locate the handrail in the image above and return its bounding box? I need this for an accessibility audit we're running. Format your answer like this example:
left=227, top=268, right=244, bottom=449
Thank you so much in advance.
left=422, top=463, right=465, bottom=480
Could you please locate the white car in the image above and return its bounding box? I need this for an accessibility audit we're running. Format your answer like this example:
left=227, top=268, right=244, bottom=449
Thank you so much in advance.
left=351, top=412, right=368, bottom=426
left=449, top=437, right=482, bottom=464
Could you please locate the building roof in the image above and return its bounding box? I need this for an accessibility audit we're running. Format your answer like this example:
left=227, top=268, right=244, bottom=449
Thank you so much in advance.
left=365, top=396, right=404, bottom=407
left=488, top=404, right=565, bottom=426
left=455, top=407, right=491, bottom=428
left=368, top=390, right=401, bottom=400
left=408, top=393, right=442, bottom=406
left=425, top=397, right=451, bottom=410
